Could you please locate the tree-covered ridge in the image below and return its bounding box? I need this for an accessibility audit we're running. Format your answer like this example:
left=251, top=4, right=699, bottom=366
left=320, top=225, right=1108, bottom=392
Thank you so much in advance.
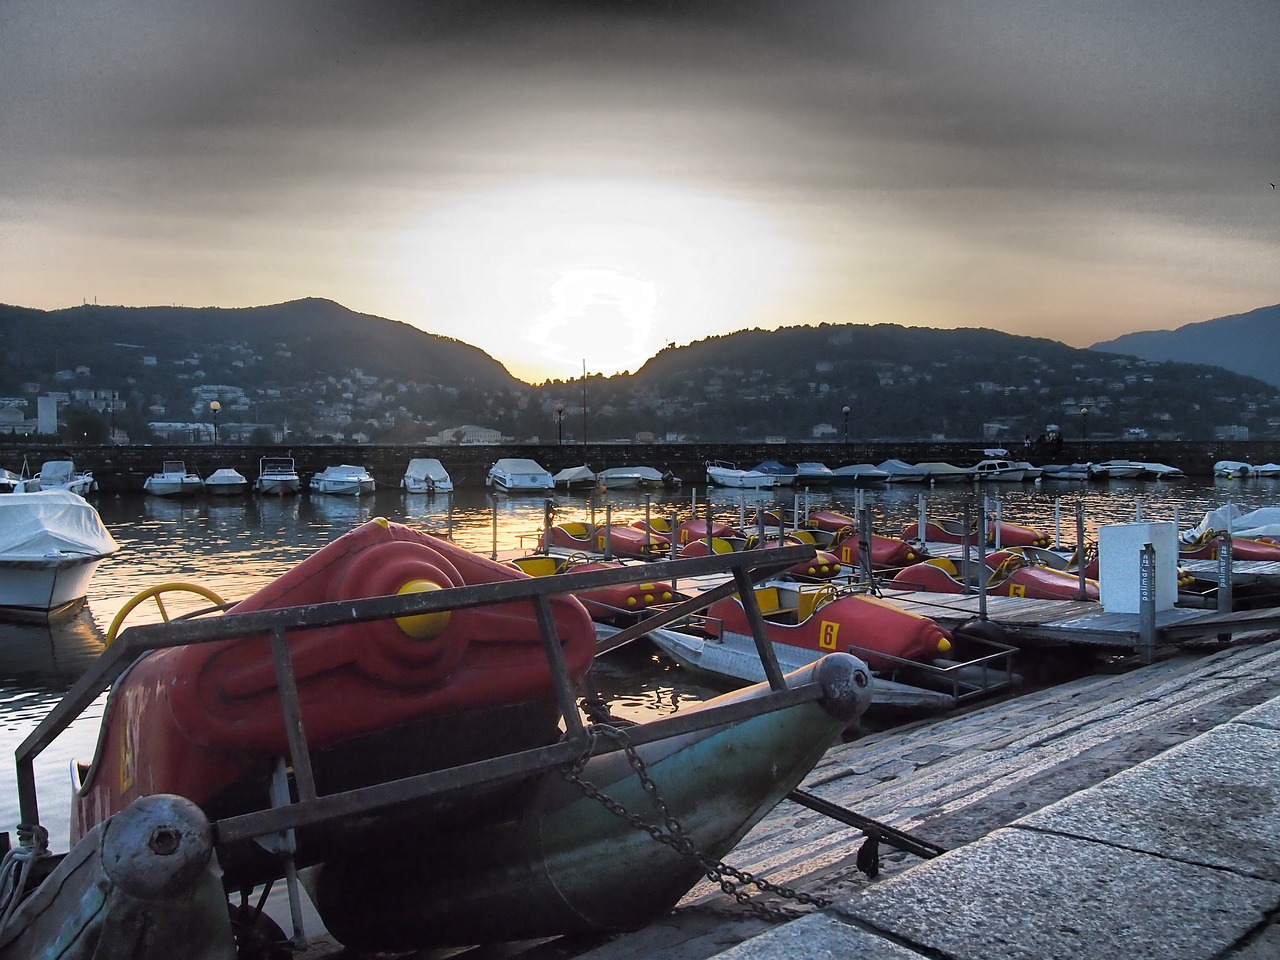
left=1, top=302, right=1275, bottom=443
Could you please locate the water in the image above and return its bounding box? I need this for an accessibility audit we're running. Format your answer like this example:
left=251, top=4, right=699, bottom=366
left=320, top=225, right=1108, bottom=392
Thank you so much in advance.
left=2, top=475, right=1278, bottom=854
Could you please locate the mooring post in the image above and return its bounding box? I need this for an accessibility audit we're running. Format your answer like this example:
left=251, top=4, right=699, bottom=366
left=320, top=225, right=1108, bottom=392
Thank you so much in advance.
left=960, top=502, right=972, bottom=595
left=858, top=501, right=874, bottom=586
left=1076, top=500, right=1088, bottom=600
left=976, top=500, right=988, bottom=621
left=1138, top=543, right=1157, bottom=664
left=603, top=502, right=614, bottom=559
left=490, top=493, right=499, bottom=560
left=1213, top=537, right=1233, bottom=619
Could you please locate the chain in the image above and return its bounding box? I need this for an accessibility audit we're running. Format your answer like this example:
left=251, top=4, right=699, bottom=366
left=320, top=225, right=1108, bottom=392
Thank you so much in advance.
left=562, top=717, right=829, bottom=922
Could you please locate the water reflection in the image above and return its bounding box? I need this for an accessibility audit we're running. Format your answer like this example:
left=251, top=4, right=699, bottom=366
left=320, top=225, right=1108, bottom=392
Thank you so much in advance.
left=2, top=477, right=1277, bottom=846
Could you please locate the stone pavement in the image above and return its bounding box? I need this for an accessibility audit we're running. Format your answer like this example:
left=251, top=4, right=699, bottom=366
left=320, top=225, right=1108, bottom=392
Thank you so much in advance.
left=713, top=667, right=1280, bottom=960
left=298, top=635, right=1280, bottom=959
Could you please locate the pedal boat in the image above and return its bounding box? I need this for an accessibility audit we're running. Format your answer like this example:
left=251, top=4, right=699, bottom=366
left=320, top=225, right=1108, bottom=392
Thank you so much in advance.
left=890, top=551, right=1100, bottom=601
left=45, top=523, right=874, bottom=955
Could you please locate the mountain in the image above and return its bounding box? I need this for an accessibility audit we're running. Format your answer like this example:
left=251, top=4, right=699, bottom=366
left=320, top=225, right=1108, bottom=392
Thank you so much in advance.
left=0, top=299, right=526, bottom=442
left=1090, top=304, right=1280, bottom=389
left=1, top=301, right=1276, bottom=443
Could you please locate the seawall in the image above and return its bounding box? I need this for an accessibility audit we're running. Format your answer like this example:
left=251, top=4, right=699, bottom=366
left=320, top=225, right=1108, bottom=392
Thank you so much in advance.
left=5, top=439, right=1276, bottom=494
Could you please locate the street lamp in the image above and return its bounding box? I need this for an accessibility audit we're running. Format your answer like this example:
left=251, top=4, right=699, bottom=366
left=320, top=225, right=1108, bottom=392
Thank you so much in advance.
left=554, top=403, right=565, bottom=445
left=842, top=405, right=851, bottom=444
left=1080, top=405, right=1089, bottom=443
left=210, top=400, right=221, bottom=445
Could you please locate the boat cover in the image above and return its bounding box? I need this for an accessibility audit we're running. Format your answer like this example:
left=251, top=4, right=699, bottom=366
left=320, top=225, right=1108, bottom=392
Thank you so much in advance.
left=1184, top=504, right=1280, bottom=541
left=0, top=491, right=119, bottom=559
left=405, top=459, right=452, bottom=484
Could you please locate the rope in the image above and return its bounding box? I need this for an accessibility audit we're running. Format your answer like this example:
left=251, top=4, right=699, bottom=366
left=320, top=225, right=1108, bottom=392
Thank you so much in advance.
left=0, top=823, right=49, bottom=932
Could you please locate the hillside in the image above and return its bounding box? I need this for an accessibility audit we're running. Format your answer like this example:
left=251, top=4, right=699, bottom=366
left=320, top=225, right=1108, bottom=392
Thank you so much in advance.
left=1, top=302, right=1276, bottom=444
left=1090, top=304, right=1280, bottom=389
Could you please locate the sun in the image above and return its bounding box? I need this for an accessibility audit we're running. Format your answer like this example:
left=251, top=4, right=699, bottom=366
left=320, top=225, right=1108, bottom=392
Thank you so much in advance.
left=389, top=176, right=802, bottom=381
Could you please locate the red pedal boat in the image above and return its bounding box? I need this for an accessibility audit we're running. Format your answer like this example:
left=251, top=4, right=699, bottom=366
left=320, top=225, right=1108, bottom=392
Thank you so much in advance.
left=71, top=519, right=598, bottom=880
left=890, top=551, right=1100, bottom=601
left=902, top=517, right=1051, bottom=548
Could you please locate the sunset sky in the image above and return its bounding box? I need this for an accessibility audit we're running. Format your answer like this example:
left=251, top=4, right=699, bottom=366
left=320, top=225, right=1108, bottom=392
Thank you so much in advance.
left=3, top=1, right=1277, bottom=383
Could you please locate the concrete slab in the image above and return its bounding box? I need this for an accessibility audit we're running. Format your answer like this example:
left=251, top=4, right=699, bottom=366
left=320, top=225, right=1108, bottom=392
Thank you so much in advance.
left=1018, top=722, right=1280, bottom=879
left=837, top=827, right=1280, bottom=960
left=1234, top=695, right=1280, bottom=730
left=711, top=913, right=927, bottom=960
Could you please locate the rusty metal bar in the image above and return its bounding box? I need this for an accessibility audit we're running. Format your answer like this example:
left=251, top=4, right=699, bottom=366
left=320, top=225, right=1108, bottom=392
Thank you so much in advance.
left=213, top=681, right=824, bottom=844
left=592, top=553, right=798, bottom=656
left=16, top=544, right=814, bottom=835
left=731, top=566, right=787, bottom=690
left=534, top=593, right=585, bottom=739
left=270, top=625, right=317, bottom=803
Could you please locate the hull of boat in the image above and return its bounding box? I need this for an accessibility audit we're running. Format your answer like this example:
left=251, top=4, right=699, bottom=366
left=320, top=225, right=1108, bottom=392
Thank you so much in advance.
left=204, top=480, right=249, bottom=496
left=255, top=477, right=300, bottom=495
left=633, top=624, right=955, bottom=712
left=1180, top=537, right=1280, bottom=562
left=891, top=558, right=1100, bottom=601
left=0, top=794, right=236, bottom=960
left=312, top=478, right=375, bottom=496
left=303, top=654, right=873, bottom=951
left=902, top=519, right=1050, bottom=548
left=705, top=590, right=952, bottom=671
left=143, top=477, right=203, bottom=497
left=0, top=555, right=104, bottom=622
left=70, top=519, right=598, bottom=883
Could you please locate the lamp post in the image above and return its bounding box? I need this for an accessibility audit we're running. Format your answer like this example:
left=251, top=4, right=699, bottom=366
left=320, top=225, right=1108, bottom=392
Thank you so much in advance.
left=842, top=405, right=850, bottom=444
left=1080, top=405, right=1089, bottom=443
left=555, top=403, right=565, bottom=445
left=210, top=400, right=221, bottom=445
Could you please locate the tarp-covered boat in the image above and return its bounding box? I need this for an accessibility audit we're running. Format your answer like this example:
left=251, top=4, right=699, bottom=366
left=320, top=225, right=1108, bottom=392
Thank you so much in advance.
left=0, top=490, right=119, bottom=622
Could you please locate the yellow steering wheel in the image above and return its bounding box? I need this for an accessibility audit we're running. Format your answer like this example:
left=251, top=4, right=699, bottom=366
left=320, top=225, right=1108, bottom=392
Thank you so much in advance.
left=989, top=554, right=1028, bottom=581
left=105, top=582, right=228, bottom=647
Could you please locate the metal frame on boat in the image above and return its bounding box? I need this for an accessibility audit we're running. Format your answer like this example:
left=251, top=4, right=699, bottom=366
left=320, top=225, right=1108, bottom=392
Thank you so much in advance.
left=7, top=542, right=871, bottom=956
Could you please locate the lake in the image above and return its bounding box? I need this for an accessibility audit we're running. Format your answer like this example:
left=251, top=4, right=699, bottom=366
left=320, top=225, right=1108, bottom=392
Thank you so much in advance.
left=2, top=474, right=1278, bottom=855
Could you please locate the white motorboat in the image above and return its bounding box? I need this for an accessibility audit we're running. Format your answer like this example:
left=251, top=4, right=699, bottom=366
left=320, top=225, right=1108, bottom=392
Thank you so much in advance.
left=552, top=465, right=598, bottom=491
left=914, top=462, right=975, bottom=483
left=751, top=460, right=799, bottom=486
left=605, top=465, right=677, bottom=488
left=596, top=467, right=643, bottom=490
left=0, top=490, right=119, bottom=621
left=254, top=457, right=302, bottom=496
left=969, top=459, right=1026, bottom=482
left=1040, top=463, right=1091, bottom=481
left=20, top=459, right=97, bottom=496
left=875, top=459, right=931, bottom=483
left=203, top=467, right=251, bottom=496
left=705, top=460, right=777, bottom=489
left=1090, top=459, right=1144, bottom=480
left=794, top=462, right=835, bottom=486
left=831, top=463, right=890, bottom=484
left=310, top=464, right=376, bottom=497
left=1214, top=460, right=1252, bottom=479
left=401, top=458, right=454, bottom=494
left=486, top=458, right=555, bottom=493
left=142, top=460, right=204, bottom=497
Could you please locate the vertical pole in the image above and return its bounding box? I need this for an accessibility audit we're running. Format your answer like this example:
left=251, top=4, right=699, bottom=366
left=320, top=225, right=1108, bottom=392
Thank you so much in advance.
left=1139, top=543, right=1156, bottom=664
left=1216, top=536, right=1233, bottom=614
left=603, top=503, right=614, bottom=559
left=490, top=494, right=499, bottom=560
left=858, top=502, right=874, bottom=587
left=960, top=502, right=972, bottom=596
left=732, top=566, right=787, bottom=691
left=644, top=495, right=652, bottom=552
left=1054, top=498, right=1062, bottom=549
left=1076, top=501, right=1088, bottom=600
left=976, top=500, right=988, bottom=620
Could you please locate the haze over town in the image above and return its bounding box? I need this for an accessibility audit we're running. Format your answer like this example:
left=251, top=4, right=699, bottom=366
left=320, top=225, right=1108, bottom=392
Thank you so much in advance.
left=3, top=1, right=1277, bottom=383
